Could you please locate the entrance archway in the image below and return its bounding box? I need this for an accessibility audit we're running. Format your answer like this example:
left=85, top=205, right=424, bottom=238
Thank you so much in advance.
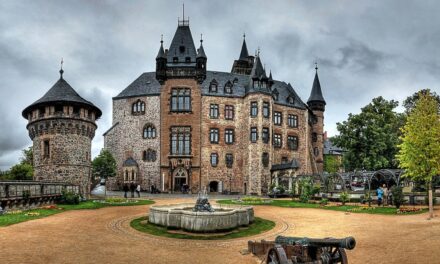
left=209, top=181, right=219, bottom=193
left=173, top=167, right=188, bottom=192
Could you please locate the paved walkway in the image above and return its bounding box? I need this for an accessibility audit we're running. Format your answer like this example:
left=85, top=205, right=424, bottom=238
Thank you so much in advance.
left=1, top=197, right=439, bottom=264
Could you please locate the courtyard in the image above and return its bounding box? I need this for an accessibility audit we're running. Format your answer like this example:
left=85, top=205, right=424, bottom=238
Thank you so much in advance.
left=0, top=197, right=439, bottom=264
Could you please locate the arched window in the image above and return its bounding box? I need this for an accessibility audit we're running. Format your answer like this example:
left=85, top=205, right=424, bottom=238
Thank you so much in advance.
left=143, top=149, right=157, bottom=162
left=132, top=100, right=145, bottom=115
left=209, top=79, right=218, bottom=93
left=143, top=124, right=156, bottom=139
left=224, top=81, right=233, bottom=94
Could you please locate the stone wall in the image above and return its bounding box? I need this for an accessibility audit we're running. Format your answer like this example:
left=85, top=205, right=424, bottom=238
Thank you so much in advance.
left=104, top=96, right=161, bottom=190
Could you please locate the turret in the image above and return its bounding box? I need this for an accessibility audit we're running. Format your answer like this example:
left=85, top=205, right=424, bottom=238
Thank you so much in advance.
left=231, top=34, right=254, bottom=75
left=250, top=52, right=268, bottom=90
left=307, top=64, right=326, bottom=111
left=22, top=65, right=102, bottom=196
left=156, top=35, right=167, bottom=84
left=196, top=35, right=207, bottom=83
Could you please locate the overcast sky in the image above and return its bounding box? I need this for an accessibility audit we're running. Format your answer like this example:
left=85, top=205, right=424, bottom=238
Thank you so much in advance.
left=0, top=0, right=439, bottom=170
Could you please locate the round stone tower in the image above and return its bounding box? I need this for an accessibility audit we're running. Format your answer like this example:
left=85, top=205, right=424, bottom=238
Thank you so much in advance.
left=22, top=68, right=102, bottom=196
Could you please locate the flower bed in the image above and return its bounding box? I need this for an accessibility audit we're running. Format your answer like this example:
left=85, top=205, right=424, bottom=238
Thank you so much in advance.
left=397, top=207, right=423, bottom=214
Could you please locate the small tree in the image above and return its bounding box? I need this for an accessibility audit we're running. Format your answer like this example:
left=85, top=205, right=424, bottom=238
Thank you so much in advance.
left=20, top=147, right=33, bottom=166
left=92, top=149, right=117, bottom=180
left=9, top=163, right=33, bottom=180
left=397, top=92, right=440, bottom=219
left=391, top=186, right=404, bottom=209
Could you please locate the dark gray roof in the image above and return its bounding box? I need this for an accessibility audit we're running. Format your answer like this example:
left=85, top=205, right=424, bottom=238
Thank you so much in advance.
left=324, top=139, right=344, bottom=155
left=166, top=25, right=197, bottom=66
left=239, top=38, right=249, bottom=60
left=250, top=55, right=266, bottom=79
left=114, top=71, right=306, bottom=109
left=197, top=42, right=207, bottom=58
left=22, top=73, right=102, bottom=118
left=307, top=70, right=326, bottom=104
left=156, top=41, right=166, bottom=59
left=271, top=159, right=300, bottom=171
left=114, top=72, right=161, bottom=99
left=123, top=157, right=138, bottom=167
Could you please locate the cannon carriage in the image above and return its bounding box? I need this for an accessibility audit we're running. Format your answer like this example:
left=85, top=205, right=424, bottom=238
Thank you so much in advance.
left=248, top=236, right=356, bottom=264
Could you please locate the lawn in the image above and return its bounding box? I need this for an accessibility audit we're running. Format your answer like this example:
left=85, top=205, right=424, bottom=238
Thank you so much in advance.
left=0, top=199, right=154, bottom=227
left=217, top=199, right=428, bottom=215
left=130, top=216, right=275, bottom=240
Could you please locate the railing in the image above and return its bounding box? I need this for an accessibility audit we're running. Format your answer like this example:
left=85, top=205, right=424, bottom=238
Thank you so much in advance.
left=0, top=181, right=79, bottom=200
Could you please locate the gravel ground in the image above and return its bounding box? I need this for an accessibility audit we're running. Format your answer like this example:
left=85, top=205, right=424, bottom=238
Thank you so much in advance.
left=0, top=197, right=439, bottom=264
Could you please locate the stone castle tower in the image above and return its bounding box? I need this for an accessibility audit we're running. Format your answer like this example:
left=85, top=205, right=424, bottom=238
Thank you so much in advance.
left=22, top=68, right=102, bottom=196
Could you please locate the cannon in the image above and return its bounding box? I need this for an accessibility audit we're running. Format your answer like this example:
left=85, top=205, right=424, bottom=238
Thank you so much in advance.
left=248, top=236, right=356, bottom=264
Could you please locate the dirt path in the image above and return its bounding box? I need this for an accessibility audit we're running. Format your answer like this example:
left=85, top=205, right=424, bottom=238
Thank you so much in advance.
left=0, top=198, right=439, bottom=264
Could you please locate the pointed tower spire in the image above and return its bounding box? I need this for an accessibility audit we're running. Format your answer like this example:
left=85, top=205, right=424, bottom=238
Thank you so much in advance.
left=156, top=35, right=166, bottom=59
left=307, top=62, right=326, bottom=111
left=239, top=33, right=249, bottom=60
left=59, top=58, right=64, bottom=79
left=197, top=34, right=207, bottom=58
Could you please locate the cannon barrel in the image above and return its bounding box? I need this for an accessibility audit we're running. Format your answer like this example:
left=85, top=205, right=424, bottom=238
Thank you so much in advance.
left=274, top=236, right=356, bottom=250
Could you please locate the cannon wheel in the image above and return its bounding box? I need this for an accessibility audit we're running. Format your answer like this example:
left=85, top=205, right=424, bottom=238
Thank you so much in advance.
left=265, top=244, right=289, bottom=264
left=321, top=246, right=348, bottom=264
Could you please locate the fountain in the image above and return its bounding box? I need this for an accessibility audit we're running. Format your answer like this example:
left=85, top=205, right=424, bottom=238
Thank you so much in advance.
left=148, top=188, right=254, bottom=232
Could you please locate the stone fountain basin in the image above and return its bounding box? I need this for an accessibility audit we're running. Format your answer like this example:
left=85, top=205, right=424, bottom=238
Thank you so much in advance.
left=148, top=203, right=254, bottom=232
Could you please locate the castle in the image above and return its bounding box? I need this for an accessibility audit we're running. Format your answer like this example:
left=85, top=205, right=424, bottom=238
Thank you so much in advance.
left=103, top=17, right=326, bottom=195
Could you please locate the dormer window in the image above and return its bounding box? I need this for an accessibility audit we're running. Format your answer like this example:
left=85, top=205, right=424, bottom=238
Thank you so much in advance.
left=224, top=81, right=233, bottom=94
left=185, top=57, right=191, bottom=63
left=288, top=97, right=294, bottom=104
left=173, top=57, right=178, bottom=63
left=132, top=100, right=145, bottom=115
left=273, top=92, right=279, bottom=101
left=233, top=78, right=238, bottom=84
left=179, top=46, right=185, bottom=53
left=209, top=80, right=218, bottom=93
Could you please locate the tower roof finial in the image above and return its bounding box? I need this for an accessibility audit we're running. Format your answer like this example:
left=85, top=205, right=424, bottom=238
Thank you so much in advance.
left=178, top=2, right=189, bottom=26
left=200, top=33, right=203, bottom=43
left=59, top=58, right=64, bottom=79
left=315, top=61, right=318, bottom=72
left=161, top=34, right=163, bottom=44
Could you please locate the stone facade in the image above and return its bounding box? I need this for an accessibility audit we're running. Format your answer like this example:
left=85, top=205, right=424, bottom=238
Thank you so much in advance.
left=104, top=96, right=161, bottom=191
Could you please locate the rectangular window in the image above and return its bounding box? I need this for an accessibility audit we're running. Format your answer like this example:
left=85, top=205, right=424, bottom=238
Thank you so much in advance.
left=250, top=101, right=258, bottom=117
left=250, top=127, right=258, bottom=142
left=225, top=129, right=234, bottom=144
left=274, top=111, right=282, bottom=125
left=210, top=128, right=219, bottom=144
left=170, top=127, right=191, bottom=155
left=288, top=114, right=298, bottom=128
left=225, top=153, right=234, bottom=168
left=281, top=157, right=289, bottom=164
left=43, top=140, right=50, bottom=158
left=210, top=153, right=218, bottom=167
left=225, top=105, right=234, bottom=120
left=210, top=104, right=219, bottom=119
left=262, top=127, right=270, bottom=144
left=273, top=133, right=282, bottom=148
left=288, top=135, right=299, bottom=150
left=170, top=88, right=191, bottom=112
left=263, top=102, right=270, bottom=118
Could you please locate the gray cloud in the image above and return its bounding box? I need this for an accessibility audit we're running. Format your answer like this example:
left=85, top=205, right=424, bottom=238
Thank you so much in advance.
left=0, top=0, right=439, bottom=170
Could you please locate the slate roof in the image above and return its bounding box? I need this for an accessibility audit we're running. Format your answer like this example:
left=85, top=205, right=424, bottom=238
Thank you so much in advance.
left=324, top=139, right=344, bottom=155
left=114, top=70, right=307, bottom=109
left=307, top=70, right=326, bottom=104
left=197, top=42, right=207, bottom=58
left=123, top=157, right=138, bottom=167
left=239, top=38, right=249, bottom=60
left=22, top=73, right=102, bottom=118
left=166, top=25, right=197, bottom=67
left=114, top=72, right=161, bottom=99
left=271, top=159, right=300, bottom=171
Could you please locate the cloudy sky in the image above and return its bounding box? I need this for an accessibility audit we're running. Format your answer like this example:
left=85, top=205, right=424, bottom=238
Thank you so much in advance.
left=0, top=0, right=439, bottom=170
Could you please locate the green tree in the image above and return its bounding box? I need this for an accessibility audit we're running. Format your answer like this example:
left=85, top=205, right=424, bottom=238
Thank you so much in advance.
left=397, top=92, right=440, bottom=219
left=9, top=163, right=33, bottom=180
left=323, top=155, right=342, bottom=173
left=333, top=97, right=404, bottom=171
left=403, top=89, right=440, bottom=114
left=20, top=146, right=33, bottom=166
left=92, top=149, right=117, bottom=179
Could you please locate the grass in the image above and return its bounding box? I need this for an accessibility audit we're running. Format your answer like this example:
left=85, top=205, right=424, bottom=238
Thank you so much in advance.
left=217, top=199, right=428, bottom=215
left=0, top=199, right=154, bottom=227
left=130, top=216, right=275, bottom=240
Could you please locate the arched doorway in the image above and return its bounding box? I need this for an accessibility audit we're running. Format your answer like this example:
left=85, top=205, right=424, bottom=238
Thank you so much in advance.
left=209, top=181, right=219, bottom=193
left=173, top=167, right=188, bottom=192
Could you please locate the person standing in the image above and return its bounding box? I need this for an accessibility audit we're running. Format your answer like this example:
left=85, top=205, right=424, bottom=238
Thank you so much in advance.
left=123, top=183, right=129, bottom=198
left=136, top=184, right=141, bottom=198
left=377, top=186, right=384, bottom=206
left=382, top=184, right=389, bottom=206
left=130, top=182, right=136, bottom=198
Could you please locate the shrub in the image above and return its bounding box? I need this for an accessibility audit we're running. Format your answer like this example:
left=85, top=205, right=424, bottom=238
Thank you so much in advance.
left=319, top=198, right=329, bottom=206
left=391, top=186, right=405, bottom=209
left=60, top=191, right=80, bottom=205
left=299, top=178, right=314, bottom=203
left=339, top=191, right=350, bottom=205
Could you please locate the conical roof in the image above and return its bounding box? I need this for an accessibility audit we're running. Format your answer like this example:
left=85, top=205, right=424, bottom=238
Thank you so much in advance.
left=166, top=25, right=197, bottom=64
left=156, top=40, right=166, bottom=59
left=239, top=38, right=249, bottom=60
left=197, top=41, right=207, bottom=58
left=22, top=71, right=102, bottom=119
left=250, top=55, right=266, bottom=79
left=307, top=70, right=326, bottom=104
